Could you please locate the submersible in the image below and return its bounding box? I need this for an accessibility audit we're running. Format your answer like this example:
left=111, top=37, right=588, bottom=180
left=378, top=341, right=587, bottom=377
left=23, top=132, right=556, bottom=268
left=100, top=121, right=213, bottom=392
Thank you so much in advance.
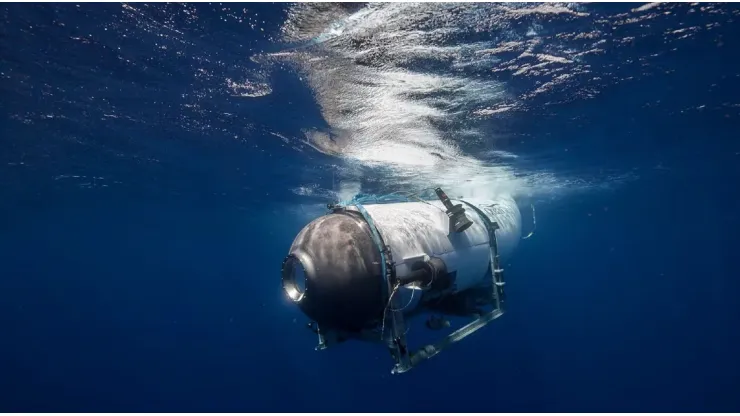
left=281, top=187, right=522, bottom=373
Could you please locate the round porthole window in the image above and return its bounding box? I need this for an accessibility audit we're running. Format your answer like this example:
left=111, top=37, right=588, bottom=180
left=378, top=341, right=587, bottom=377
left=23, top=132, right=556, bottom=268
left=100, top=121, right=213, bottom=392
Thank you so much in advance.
left=281, top=254, right=307, bottom=303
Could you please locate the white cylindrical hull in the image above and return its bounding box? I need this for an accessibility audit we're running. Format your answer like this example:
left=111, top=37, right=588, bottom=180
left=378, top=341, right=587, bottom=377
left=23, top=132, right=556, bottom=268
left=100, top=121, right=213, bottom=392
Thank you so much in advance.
left=353, top=195, right=522, bottom=293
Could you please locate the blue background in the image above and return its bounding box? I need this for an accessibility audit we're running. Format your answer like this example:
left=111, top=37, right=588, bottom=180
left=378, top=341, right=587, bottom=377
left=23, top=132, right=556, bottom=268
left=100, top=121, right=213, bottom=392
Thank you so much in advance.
left=1, top=3, right=739, bottom=412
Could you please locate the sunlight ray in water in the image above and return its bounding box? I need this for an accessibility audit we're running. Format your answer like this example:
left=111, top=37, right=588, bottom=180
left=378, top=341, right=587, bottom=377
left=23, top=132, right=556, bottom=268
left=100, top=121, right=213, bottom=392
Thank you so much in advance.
left=274, top=4, right=592, bottom=201
left=273, top=2, right=716, bottom=202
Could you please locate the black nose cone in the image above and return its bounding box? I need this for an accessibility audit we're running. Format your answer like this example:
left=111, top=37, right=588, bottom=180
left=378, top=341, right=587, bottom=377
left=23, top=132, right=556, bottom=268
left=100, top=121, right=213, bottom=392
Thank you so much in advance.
left=282, top=211, right=385, bottom=331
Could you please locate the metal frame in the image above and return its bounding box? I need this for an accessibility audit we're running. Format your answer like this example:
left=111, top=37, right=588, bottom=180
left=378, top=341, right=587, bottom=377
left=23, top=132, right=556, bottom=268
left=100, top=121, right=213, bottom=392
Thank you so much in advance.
left=400, top=200, right=505, bottom=372
left=313, top=200, right=506, bottom=374
left=352, top=202, right=412, bottom=373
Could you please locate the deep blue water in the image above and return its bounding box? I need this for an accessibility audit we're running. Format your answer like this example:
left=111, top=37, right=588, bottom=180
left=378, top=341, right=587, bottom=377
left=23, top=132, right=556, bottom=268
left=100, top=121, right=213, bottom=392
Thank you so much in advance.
left=1, top=2, right=739, bottom=412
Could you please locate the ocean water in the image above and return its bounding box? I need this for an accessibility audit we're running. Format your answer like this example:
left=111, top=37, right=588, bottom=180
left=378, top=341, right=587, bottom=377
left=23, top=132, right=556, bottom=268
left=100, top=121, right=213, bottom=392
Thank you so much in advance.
left=1, top=2, right=739, bottom=412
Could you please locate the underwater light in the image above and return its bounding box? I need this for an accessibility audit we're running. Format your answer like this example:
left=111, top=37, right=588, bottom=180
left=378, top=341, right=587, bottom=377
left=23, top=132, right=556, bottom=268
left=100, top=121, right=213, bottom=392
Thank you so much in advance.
left=281, top=187, right=522, bottom=374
